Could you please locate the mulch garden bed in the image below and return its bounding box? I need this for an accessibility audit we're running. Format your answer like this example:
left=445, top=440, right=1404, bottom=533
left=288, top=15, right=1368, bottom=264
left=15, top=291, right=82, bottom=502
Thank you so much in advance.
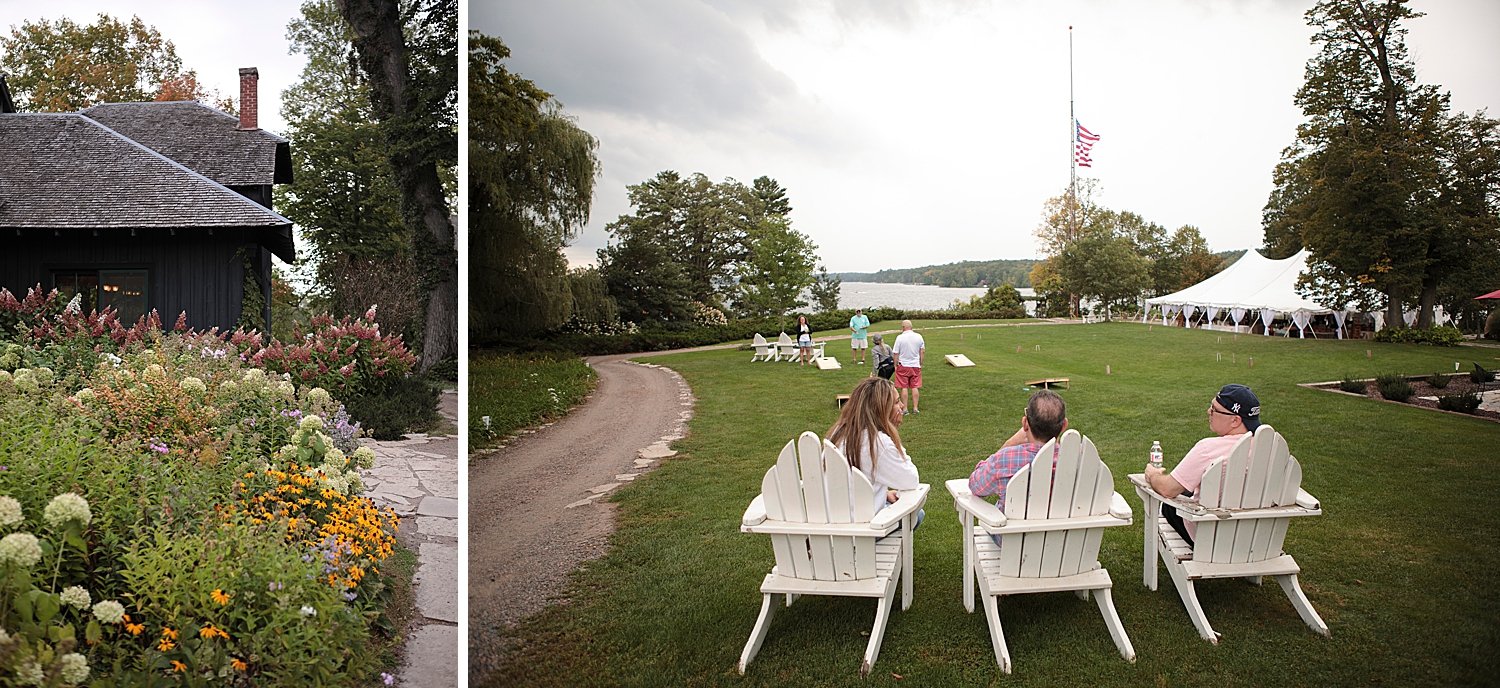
left=1304, top=374, right=1500, bottom=423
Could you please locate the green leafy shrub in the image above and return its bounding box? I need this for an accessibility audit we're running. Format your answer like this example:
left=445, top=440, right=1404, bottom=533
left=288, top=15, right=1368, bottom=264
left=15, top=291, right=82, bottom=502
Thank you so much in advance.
left=115, top=520, right=378, bottom=684
left=344, top=376, right=439, bottom=440
left=1339, top=376, right=1366, bottom=394
left=1375, top=373, right=1415, bottom=402
left=1437, top=393, right=1481, bottom=414
left=1427, top=373, right=1452, bottom=389
left=0, top=490, right=109, bottom=687
left=1374, top=326, right=1464, bottom=346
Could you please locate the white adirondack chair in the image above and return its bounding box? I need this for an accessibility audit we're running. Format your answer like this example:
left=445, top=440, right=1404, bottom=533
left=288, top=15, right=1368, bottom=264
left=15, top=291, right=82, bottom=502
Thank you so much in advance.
left=739, top=431, right=930, bottom=675
left=776, top=332, right=796, bottom=363
left=1128, top=424, right=1328, bottom=644
left=751, top=333, right=774, bottom=362
left=945, top=429, right=1135, bottom=673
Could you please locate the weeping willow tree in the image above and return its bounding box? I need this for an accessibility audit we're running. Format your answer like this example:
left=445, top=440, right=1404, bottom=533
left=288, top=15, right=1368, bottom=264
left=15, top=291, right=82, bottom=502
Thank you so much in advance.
left=469, top=32, right=600, bottom=340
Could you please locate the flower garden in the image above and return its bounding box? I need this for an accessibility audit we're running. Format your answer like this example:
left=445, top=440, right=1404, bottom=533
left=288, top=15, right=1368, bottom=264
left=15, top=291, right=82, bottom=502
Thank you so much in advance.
left=0, top=287, right=416, bottom=685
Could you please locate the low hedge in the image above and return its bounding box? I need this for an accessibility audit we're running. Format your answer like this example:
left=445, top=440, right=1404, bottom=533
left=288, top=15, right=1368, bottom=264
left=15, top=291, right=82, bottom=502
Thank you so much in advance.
left=1374, top=325, right=1464, bottom=346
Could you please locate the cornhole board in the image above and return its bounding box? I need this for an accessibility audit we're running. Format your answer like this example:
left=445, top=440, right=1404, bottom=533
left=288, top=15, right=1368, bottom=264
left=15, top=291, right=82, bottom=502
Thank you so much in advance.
left=836, top=394, right=851, bottom=408
left=815, top=357, right=842, bottom=370
left=944, top=354, right=976, bottom=367
left=1025, top=377, right=1069, bottom=389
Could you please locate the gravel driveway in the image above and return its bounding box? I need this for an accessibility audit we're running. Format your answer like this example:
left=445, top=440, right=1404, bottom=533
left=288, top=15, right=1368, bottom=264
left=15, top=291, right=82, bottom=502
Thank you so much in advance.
left=467, top=353, right=693, bottom=680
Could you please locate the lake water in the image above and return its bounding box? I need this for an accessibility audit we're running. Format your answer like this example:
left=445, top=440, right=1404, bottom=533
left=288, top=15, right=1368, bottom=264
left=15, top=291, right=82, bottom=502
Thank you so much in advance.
left=839, top=282, right=1037, bottom=313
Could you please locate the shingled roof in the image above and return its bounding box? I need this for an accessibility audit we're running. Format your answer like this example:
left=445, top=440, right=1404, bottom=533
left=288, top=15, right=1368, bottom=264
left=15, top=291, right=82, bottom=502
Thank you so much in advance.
left=0, top=113, right=295, bottom=262
left=81, top=101, right=292, bottom=186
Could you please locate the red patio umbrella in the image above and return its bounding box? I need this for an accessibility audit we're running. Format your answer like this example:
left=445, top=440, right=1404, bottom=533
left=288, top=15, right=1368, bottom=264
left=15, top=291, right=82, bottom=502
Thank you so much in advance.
left=1476, top=289, right=1500, bottom=300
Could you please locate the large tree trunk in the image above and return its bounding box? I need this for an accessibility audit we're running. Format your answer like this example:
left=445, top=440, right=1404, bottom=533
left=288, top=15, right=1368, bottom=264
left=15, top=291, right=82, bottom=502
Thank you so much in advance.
left=337, top=0, right=456, bottom=372
left=1385, top=284, right=1407, bottom=330
left=1416, top=281, right=1439, bottom=329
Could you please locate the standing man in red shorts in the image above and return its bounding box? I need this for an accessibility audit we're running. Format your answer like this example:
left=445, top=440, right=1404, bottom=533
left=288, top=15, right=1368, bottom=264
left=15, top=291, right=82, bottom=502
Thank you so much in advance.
left=891, top=320, right=926, bottom=414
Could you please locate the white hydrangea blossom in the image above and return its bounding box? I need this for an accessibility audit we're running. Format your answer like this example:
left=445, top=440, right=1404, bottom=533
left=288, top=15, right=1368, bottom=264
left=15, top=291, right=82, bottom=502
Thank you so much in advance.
left=44, top=493, right=92, bottom=529
left=145, top=364, right=165, bottom=378
left=299, top=415, right=325, bottom=432
left=0, top=496, right=22, bottom=527
left=31, top=367, right=54, bottom=385
left=59, top=653, right=90, bottom=684
left=60, top=585, right=91, bottom=609
left=352, top=446, right=377, bottom=469
left=179, top=376, right=207, bottom=394
left=0, top=532, right=42, bottom=568
left=92, top=599, right=126, bottom=624
left=74, top=387, right=95, bottom=403
left=308, top=387, right=332, bottom=406
left=16, top=660, right=44, bottom=686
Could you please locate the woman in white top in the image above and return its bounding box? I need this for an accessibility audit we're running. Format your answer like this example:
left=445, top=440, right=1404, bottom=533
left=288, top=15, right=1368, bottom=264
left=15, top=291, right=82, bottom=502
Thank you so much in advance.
left=826, top=377, right=924, bottom=527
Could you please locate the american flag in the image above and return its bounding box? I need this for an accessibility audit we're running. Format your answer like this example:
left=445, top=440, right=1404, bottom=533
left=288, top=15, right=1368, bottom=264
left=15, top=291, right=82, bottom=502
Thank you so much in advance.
left=1075, top=121, right=1099, bottom=168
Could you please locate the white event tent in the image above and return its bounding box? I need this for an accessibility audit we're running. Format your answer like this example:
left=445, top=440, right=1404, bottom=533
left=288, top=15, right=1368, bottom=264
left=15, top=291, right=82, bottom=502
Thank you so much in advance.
left=1143, top=249, right=1346, bottom=338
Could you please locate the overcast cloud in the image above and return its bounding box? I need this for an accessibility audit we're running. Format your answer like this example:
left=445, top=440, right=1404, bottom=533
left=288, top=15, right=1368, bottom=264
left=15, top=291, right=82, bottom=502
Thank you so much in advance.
left=473, top=0, right=1500, bottom=273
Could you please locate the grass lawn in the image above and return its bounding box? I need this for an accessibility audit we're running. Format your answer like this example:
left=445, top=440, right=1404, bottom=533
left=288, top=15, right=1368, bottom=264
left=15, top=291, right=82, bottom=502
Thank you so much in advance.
left=470, top=352, right=597, bottom=447
left=488, top=322, right=1500, bottom=687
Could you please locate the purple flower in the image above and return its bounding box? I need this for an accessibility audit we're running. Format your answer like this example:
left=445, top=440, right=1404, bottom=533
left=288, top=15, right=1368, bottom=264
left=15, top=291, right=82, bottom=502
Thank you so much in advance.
left=148, top=440, right=169, bottom=454
left=343, top=591, right=357, bottom=601
left=268, top=581, right=284, bottom=591
left=382, top=673, right=395, bottom=685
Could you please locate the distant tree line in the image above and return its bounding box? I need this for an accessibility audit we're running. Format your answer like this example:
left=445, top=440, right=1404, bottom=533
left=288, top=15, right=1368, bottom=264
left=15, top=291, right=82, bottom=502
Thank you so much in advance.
left=1029, top=178, right=1227, bottom=319
left=838, top=259, right=1037, bottom=288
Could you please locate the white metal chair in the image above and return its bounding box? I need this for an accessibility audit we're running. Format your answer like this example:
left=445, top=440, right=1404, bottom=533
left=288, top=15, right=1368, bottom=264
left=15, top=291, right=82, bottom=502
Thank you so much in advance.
left=1129, top=424, right=1328, bottom=644
left=946, top=429, right=1135, bottom=672
left=739, top=431, right=929, bottom=675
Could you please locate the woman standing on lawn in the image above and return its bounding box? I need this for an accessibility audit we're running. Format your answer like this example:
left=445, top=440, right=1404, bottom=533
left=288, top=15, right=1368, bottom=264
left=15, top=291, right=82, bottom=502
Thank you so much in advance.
left=827, top=377, right=924, bottom=527
left=795, top=315, right=814, bottom=366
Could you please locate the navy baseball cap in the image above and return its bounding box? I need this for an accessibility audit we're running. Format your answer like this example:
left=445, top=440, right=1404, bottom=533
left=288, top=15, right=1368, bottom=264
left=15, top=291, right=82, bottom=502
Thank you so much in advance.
left=1216, top=384, right=1262, bottom=431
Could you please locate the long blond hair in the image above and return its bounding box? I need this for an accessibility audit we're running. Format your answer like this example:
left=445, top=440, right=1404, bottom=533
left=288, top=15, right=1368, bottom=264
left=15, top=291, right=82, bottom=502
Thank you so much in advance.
left=827, top=377, right=904, bottom=478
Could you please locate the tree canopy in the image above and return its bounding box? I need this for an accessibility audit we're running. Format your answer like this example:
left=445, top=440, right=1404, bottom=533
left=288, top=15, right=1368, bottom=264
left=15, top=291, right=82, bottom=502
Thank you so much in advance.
left=1, top=14, right=231, bottom=112
left=1264, top=0, right=1500, bottom=328
left=1030, top=181, right=1224, bottom=318
left=597, top=171, right=824, bottom=323
left=469, top=32, right=601, bottom=339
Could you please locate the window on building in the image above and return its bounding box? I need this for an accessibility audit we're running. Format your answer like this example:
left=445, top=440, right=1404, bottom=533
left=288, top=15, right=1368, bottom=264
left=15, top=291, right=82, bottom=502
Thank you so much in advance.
left=52, top=269, right=148, bottom=323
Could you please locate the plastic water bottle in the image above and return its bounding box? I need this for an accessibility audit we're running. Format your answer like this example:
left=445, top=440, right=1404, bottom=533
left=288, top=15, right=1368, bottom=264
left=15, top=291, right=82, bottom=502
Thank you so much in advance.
left=1149, top=441, right=1164, bottom=470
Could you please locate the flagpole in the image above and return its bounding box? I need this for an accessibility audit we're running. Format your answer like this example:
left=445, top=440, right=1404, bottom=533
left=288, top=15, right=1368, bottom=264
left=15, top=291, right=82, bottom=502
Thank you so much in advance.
left=1068, top=26, right=1076, bottom=237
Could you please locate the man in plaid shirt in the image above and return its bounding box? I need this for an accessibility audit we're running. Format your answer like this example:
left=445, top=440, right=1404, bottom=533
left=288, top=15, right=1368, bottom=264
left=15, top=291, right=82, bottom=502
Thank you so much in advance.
left=968, top=390, right=1068, bottom=506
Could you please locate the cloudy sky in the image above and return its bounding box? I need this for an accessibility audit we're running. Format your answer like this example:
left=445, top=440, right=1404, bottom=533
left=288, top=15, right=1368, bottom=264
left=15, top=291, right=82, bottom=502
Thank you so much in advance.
left=473, top=0, right=1500, bottom=273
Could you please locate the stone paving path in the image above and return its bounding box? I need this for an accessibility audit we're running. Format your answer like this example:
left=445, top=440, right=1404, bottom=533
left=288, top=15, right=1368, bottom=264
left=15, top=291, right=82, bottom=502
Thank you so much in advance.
left=359, top=389, right=458, bottom=687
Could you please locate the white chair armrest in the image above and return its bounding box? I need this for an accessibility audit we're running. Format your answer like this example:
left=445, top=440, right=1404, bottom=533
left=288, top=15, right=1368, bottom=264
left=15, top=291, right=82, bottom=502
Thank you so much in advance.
left=944, top=478, right=1007, bottom=528
left=1295, top=488, right=1320, bottom=510
left=870, top=484, right=930, bottom=531
left=1127, top=473, right=1202, bottom=513
left=742, top=494, right=767, bottom=527
left=1109, top=491, right=1132, bottom=520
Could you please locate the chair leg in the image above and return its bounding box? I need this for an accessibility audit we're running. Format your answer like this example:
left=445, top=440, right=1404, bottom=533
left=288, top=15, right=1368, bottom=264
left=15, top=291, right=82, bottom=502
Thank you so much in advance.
left=860, top=588, right=896, bottom=677
left=961, top=519, right=976, bottom=613
left=980, top=591, right=1012, bottom=673
left=901, top=520, right=914, bottom=611
left=1164, top=553, right=1220, bottom=644
left=1092, top=587, right=1136, bottom=663
left=1274, top=574, right=1330, bottom=637
left=738, top=592, right=782, bottom=674
left=1074, top=589, right=1089, bottom=601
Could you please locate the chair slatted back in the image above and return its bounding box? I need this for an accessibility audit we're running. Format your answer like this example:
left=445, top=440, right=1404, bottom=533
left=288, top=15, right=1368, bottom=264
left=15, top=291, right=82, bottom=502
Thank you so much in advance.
left=778, top=332, right=795, bottom=348
left=1194, top=425, right=1303, bottom=565
left=996, top=430, right=1115, bottom=579
left=753, top=333, right=768, bottom=347
left=760, top=432, right=879, bottom=581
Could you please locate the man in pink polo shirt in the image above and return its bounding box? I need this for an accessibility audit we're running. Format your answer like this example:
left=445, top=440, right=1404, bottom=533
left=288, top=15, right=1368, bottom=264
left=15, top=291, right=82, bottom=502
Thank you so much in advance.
left=1141, top=383, right=1262, bottom=547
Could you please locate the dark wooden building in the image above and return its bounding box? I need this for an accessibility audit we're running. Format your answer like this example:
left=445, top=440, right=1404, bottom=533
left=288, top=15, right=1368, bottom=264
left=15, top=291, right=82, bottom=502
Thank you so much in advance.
left=0, top=68, right=295, bottom=331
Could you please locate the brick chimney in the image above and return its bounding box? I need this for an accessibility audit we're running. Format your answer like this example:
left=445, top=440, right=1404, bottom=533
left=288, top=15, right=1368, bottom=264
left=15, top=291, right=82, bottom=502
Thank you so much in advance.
left=238, top=67, right=259, bottom=130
